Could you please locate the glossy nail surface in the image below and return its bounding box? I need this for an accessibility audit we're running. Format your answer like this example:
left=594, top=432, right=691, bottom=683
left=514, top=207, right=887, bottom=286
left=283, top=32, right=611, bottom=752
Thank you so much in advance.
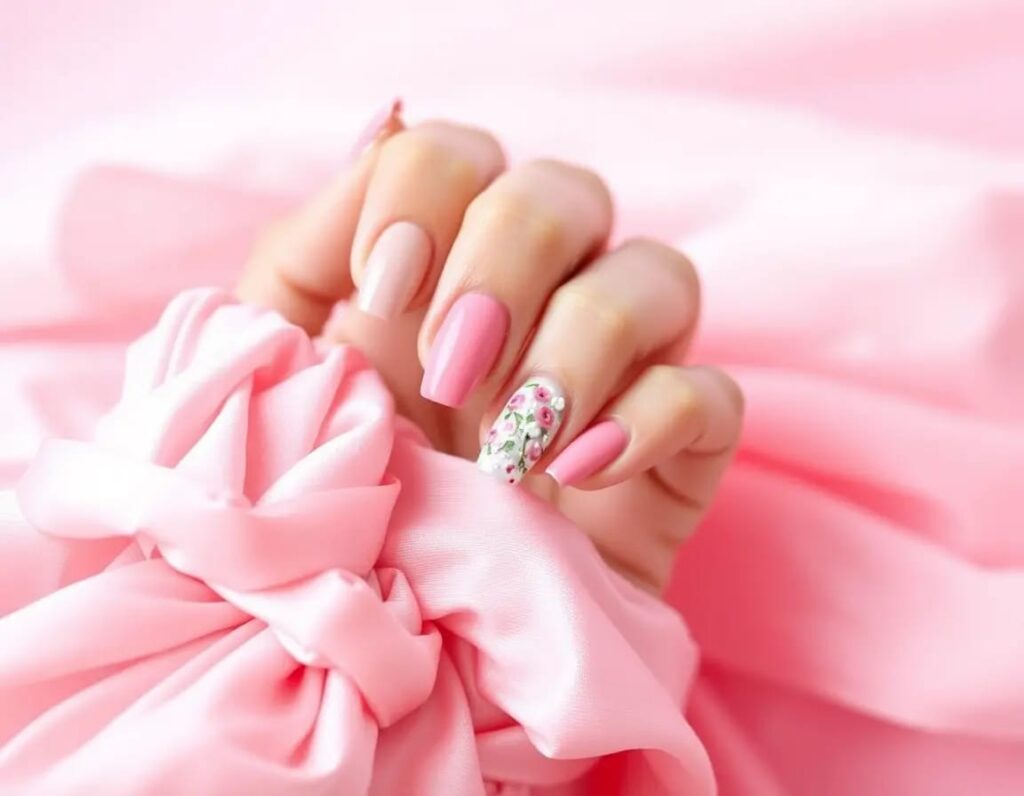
left=546, top=419, right=627, bottom=487
left=420, top=293, right=509, bottom=407
left=478, top=376, right=566, bottom=485
left=357, top=221, right=432, bottom=318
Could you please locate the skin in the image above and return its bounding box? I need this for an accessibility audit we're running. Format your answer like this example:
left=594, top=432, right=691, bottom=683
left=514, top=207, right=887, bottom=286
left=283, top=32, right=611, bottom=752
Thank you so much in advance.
left=238, top=112, right=743, bottom=595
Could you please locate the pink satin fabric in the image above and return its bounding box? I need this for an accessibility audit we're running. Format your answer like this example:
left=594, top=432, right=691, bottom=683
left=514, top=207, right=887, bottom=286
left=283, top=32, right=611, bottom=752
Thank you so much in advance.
left=0, top=289, right=712, bottom=794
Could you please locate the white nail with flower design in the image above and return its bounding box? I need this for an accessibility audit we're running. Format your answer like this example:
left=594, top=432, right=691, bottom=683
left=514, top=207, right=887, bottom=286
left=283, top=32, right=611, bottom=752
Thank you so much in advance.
left=477, top=376, right=566, bottom=485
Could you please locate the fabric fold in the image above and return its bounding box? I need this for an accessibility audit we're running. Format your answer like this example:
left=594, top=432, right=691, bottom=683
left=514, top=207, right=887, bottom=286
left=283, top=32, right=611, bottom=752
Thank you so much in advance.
left=0, top=288, right=711, bottom=795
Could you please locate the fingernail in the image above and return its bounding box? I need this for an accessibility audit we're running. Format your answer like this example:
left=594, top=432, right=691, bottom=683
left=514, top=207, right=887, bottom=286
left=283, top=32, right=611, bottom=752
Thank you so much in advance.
left=546, top=419, right=627, bottom=487
left=420, top=293, right=509, bottom=407
left=347, top=98, right=403, bottom=162
left=477, top=377, right=566, bottom=485
left=357, top=221, right=432, bottom=318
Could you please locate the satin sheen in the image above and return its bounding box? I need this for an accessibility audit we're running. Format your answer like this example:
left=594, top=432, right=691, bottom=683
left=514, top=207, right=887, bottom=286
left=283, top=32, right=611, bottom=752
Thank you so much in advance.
left=0, top=290, right=712, bottom=795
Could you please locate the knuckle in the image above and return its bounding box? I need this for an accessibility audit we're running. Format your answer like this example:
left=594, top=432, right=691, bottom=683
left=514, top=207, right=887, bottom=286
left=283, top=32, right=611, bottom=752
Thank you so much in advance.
left=417, top=121, right=505, bottom=169
left=466, top=189, right=566, bottom=257
left=415, top=119, right=502, bottom=147
left=700, top=365, right=746, bottom=418
left=524, top=159, right=613, bottom=222
left=527, top=159, right=610, bottom=196
left=383, top=130, right=480, bottom=190
left=649, top=365, right=704, bottom=421
left=442, top=154, right=482, bottom=192
left=552, top=282, right=636, bottom=349
left=384, top=130, right=446, bottom=171
left=647, top=364, right=745, bottom=450
left=621, top=237, right=700, bottom=296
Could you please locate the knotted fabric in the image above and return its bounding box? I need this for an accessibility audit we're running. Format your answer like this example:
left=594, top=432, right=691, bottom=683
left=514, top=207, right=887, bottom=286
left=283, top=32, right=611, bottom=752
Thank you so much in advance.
left=0, top=290, right=712, bottom=795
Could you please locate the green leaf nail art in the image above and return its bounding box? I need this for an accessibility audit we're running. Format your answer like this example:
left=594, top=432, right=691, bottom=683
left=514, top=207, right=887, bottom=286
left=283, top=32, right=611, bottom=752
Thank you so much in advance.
left=476, top=376, right=566, bottom=486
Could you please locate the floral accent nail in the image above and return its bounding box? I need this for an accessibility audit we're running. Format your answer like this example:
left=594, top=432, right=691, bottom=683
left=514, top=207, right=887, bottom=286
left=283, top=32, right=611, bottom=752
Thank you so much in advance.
left=477, top=376, right=566, bottom=485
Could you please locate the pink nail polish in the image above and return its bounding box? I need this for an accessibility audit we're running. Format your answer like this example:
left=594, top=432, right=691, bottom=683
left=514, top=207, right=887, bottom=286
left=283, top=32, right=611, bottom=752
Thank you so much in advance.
left=357, top=221, right=432, bottom=319
left=420, top=293, right=509, bottom=407
left=347, top=98, right=402, bottom=162
left=546, top=420, right=628, bottom=487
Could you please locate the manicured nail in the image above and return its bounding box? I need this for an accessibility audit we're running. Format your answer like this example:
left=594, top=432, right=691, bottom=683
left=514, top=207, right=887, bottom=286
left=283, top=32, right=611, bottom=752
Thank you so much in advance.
left=347, top=98, right=403, bottom=162
left=420, top=293, right=509, bottom=407
left=546, top=419, right=627, bottom=487
left=477, top=377, right=566, bottom=485
left=357, top=221, right=432, bottom=319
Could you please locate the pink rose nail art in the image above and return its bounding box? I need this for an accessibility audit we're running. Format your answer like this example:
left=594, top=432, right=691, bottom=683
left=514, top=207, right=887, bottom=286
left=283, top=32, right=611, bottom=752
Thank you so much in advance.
left=477, top=376, right=566, bottom=485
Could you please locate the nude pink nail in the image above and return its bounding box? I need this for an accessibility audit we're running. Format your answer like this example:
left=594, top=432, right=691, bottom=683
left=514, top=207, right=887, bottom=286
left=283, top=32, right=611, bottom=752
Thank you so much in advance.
left=357, top=221, right=432, bottom=319
left=420, top=293, right=509, bottom=407
left=546, top=420, right=628, bottom=487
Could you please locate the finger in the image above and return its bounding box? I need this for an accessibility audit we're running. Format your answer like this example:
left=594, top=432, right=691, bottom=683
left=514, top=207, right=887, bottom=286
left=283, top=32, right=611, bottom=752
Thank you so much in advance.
left=419, top=160, right=614, bottom=408
left=237, top=100, right=403, bottom=334
left=475, top=239, right=700, bottom=485
left=351, top=121, right=505, bottom=319
left=547, top=365, right=744, bottom=503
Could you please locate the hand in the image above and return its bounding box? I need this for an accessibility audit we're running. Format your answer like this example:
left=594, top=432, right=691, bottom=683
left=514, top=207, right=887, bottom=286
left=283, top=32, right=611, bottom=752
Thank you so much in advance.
left=238, top=103, right=743, bottom=594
